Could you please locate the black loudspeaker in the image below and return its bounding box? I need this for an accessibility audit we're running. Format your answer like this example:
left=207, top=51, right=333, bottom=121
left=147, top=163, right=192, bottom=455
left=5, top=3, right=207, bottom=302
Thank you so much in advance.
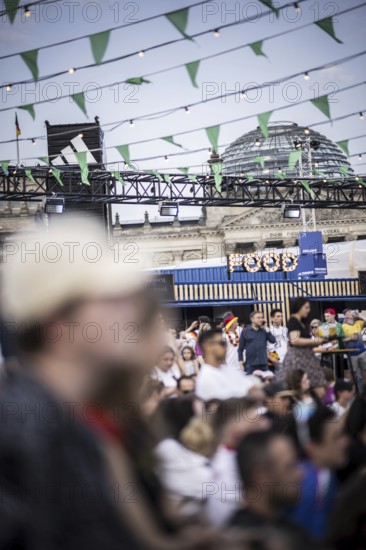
left=358, top=271, right=366, bottom=294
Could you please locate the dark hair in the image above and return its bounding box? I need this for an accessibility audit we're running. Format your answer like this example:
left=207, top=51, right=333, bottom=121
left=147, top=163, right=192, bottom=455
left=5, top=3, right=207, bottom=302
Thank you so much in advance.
left=287, top=368, right=307, bottom=395
left=198, top=328, right=223, bottom=349
left=323, top=367, right=335, bottom=383
left=343, top=308, right=352, bottom=315
left=154, top=396, right=195, bottom=441
left=181, top=345, right=195, bottom=360
left=290, top=298, right=310, bottom=315
left=345, top=390, right=366, bottom=439
left=177, top=375, right=195, bottom=390
left=334, top=379, right=354, bottom=399
left=237, top=430, right=278, bottom=486
left=307, top=405, right=336, bottom=443
left=140, top=378, right=164, bottom=402
left=270, top=309, right=282, bottom=318
left=198, top=315, right=211, bottom=324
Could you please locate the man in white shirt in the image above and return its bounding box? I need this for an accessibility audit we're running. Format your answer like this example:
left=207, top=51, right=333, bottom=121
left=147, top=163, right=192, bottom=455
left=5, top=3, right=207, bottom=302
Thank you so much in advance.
left=267, top=309, right=288, bottom=369
left=222, top=315, right=243, bottom=371
left=195, top=329, right=251, bottom=401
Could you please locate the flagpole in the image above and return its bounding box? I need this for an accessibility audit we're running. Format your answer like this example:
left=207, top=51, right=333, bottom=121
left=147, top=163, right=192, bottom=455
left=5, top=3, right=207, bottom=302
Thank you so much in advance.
left=16, top=134, right=20, bottom=166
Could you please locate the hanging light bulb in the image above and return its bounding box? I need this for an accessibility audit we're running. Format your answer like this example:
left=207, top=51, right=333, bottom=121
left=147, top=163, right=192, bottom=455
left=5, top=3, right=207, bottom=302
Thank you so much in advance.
left=24, top=5, right=31, bottom=17
left=304, top=72, right=310, bottom=80
left=129, top=120, right=134, bottom=127
left=138, top=50, right=145, bottom=58
left=48, top=168, right=52, bottom=173
left=359, top=154, right=362, bottom=160
left=255, top=139, right=260, bottom=146
left=304, top=128, right=310, bottom=135
left=164, top=155, right=168, bottom=162
left=68, top=67, right=76, bottom=74
left=356, top=175, right=360, bottom=181
left=213, top=29, right=220, bottom=37
left=185, top=106, right=190, bottom=114
left=78, top=133, right=83, bottom=138
left=208, top=148, right=212, bottom=153
left=360, top=112, right=364, bottom=120
left=5, top=84, right=12, bottom=92
left=32, top=138, right=36, bottom=145
left=13, top=169, right=17, bottom=175
left=314, top=162, right=319, bottom=167
left=124, top=162, right=129, bottom=169
left=241, top=91, right=247, bottom=99
left=294, top=2, right=301, bottom=13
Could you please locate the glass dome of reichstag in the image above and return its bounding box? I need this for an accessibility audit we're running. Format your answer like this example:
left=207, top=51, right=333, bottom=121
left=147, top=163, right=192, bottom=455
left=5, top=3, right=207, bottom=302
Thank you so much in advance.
left=221, top=121, right=353, bottom=178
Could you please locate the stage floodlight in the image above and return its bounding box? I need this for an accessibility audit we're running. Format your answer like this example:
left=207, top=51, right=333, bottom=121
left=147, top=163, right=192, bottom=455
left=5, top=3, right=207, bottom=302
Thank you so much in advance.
left=45, top=197, right=65, bottom=214
left=159, top=201, right=178, bottom=217
left=283, top=205, right=301, bottom=219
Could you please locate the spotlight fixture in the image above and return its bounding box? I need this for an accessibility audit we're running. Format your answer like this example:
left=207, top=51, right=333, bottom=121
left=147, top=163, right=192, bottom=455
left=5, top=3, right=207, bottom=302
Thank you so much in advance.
left=24, top=5, right=31, bottom=17
left=304, top=72, right=310, bottom=80
left=293, top=140, right=303, bottom=149
left=310, top=139, right=320, bottom=150
left=159, top=201, right=178, bottom=217
left=138, top=50, right=145, bottom=58
left=45, top=197, right=65, bottom=214
left=282, top=205, right=301, bottom=219
left=213, top=29, right=220, bottom=37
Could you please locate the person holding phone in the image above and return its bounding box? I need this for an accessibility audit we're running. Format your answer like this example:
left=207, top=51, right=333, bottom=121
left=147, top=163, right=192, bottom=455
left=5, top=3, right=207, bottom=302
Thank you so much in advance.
left=342, top=309, right=366, bottom=384
left=238, top=311, right=276, bottom=373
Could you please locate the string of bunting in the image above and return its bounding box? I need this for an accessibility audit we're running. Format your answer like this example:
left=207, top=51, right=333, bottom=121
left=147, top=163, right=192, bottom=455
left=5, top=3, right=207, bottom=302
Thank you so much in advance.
left=2, top=0, right=360, bottom=95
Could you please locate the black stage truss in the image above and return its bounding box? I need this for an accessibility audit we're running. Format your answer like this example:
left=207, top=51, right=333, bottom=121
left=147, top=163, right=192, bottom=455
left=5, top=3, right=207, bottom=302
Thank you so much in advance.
left=1, top=168, right=366, bottom=208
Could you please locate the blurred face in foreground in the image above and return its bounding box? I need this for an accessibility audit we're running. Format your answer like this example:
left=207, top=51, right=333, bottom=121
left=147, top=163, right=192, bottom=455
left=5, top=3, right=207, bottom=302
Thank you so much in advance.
left=307, top=421, right=349, bottom=469
left=266, top=436, right=302, bottom=508
left=51, top=289, right=164, bottom=374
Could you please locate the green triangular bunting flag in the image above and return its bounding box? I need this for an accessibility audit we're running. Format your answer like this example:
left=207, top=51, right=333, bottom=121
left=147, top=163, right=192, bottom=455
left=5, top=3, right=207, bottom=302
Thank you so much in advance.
left=288, top=150, right=302, bottom=170
left=336, top=140, right=349, bottom=156
left=19, top=104, right=35, bottom=120
left=315, top=17, right=343, bottom=44
left=254, top=156, right=265, bottom=169
left=178, top=167, right=189, bottom=174
left=258, top=0, right=280, bottom=16
left=4, top=0, right=21, bottom=23
left=205, top=125, right=220, bottom=152
left=212, top=162, right=224, bottom=193
left=51, top=168, right=63, bottom=186
left=20, top=49, right=39, bottom=80
left=258, top=111, right=272, bottom=138
left=116, top=145, right=130, bottom=165
left=125, top=77, right=151, bottom=85
left=89, top=30, right=110, bottom=64
left=72, top=92, right=87, bottom=116
left=162, top=136, right=184, bottom=149
left=310, top=95, right=331, bottom=119
left=300, top=180, right=315, bottom=198
left=144, top=170, right=163, bottom=182
left=166, top=8, right=193, bottom=40
left=0, top=161, right=10, bottom=176
left=39, top=157, right=49, bottom=165
left=277, top=171, right=286, bottom=180
left=74, top=151, right=90, bottom=185
left=25, top=169, right=36, bottom=184
left=163, top=174, right=172, bottom=185
left=340, top=165, right=351, bottom=176
left=112, top=171, right=126, bottom=185
left=185, top=61, right=200, bottom=88
left=249, top=41, right=267, bottom=57
left=188, top=174, right=197, bottom=183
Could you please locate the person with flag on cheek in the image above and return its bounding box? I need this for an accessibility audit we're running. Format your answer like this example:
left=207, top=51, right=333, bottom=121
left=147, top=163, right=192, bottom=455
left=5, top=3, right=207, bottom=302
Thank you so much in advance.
left=222, top=315, right=243, bottom=371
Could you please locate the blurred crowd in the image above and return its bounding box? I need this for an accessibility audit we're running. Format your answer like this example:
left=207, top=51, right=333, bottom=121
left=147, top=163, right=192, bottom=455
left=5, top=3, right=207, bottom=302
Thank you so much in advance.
left=0, top=216, right=366, bottom=549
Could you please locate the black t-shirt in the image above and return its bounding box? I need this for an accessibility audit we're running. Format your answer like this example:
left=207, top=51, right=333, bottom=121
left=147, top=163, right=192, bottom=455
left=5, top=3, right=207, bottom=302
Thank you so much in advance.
left=287, top=316, right=310, bottom=342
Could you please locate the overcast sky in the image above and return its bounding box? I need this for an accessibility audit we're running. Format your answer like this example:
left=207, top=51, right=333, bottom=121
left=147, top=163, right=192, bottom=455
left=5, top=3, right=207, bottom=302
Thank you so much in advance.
left=1, top=0, right=366, bottom=222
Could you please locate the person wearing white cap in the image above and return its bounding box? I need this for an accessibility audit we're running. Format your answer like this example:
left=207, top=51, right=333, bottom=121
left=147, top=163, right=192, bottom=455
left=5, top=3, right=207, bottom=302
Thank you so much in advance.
left=0, top=215, right=164, bottom=549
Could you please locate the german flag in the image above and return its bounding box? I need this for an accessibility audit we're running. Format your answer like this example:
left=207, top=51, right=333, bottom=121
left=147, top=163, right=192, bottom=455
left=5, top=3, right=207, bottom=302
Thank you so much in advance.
left=15, top=113, right=21, bottom=137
